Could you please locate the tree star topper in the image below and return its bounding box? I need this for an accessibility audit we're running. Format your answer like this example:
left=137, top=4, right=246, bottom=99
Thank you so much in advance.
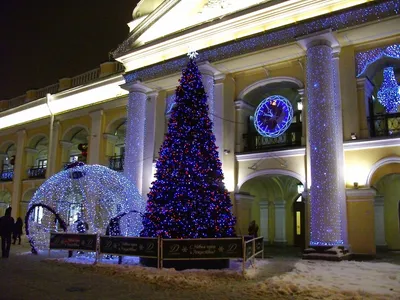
left=188, top=50, right=199, bottom=59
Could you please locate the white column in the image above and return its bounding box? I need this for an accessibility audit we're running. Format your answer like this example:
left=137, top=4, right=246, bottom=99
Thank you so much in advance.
left=11, top=130, right=26, bottom=219
left=234, top=100, right=254, bottom=152
left=142, top=92, right=158, bottom=197
left=60, top=141, right=73, bottom=166
left=88, top=110, right=104, bottom=165
left=120, top=81, right=153, bottom=195
left=300, top=33, right=346, bottom=246
left=47, top=121, right=60, bottom=177
left=274, top=200, right=286, bottom=243
left=198, top=62, right=224, bottom=159
left=259, top=199, right=269, bottom=242
left=374, top=195, right=386, bottom=247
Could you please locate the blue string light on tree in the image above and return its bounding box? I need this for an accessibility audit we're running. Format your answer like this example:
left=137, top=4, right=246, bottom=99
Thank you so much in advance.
left=140, top=51, right=236, bottom=239
left=377, top=67, right=400, bottom=113
left=254, top=95, right=294, bottom=138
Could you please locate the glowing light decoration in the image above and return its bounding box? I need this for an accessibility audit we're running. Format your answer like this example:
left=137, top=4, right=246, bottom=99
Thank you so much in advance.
left=26, top=164, right=144, bottom=253
left=306, top=43, right=345, bottom=247
left=141, top=57, right=236, bottom=239
left=254, top=95, right=293, bottom=138
left=377, top=67, right=400, bottom=113
left=356, top=44, right=400, bottom=77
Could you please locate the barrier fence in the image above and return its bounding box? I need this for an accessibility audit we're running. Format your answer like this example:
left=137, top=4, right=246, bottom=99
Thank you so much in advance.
left=49, top=233, right=264, bottom=275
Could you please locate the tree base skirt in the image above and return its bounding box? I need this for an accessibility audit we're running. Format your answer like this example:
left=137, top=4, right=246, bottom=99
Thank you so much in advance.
left=140, top=257, right=230, bottom=270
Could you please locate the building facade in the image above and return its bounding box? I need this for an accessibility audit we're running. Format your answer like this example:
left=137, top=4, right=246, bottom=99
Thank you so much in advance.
left=0, top=0, right=399, bottom=255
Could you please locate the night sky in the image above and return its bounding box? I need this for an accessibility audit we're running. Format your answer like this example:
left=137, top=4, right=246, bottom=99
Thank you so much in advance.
left=0, top=0, right=139, bottom=100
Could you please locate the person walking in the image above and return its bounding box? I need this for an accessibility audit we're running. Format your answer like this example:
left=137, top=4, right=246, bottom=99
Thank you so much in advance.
left=12, top=217, right=23, bottom=245
left=0, top=207, right=15, bottom=258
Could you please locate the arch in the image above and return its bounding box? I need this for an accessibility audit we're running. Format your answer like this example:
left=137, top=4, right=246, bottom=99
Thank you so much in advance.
left=236, top=169, right=305, bottom=193
left=61, top=125, right=90, bottom=142
left=366, top=156, right=400, bottom=186
left=22, top=188, right=37, bottom=203
left=105, top=117, right=127, bottom=134
left=0, top=140, right=15, bottom=153
left=27, top=133, right=48, bottom=149
left=237, top=76, right=304, bottom=100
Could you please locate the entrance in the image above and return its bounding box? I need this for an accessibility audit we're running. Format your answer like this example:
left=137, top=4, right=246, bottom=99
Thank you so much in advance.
left=293, top=195, right=306, bottom=249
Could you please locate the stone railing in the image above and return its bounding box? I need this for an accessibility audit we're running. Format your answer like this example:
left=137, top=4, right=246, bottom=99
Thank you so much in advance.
left=71, top=68, right=101, bottom=87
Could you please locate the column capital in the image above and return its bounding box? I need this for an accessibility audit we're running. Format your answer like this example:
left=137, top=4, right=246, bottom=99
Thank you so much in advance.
left=24, top=147, right=39, bottom=154
left=234, top=100, right=255, bottom=112
left=374, top=195, right=384, bottom=206
left=260, top=200, right=269, bottom=209
left=356, top=77, right=374, bottom=94
left=297, top=29, right=339, bottom=51
left=103, top=133, right=118, bottom=143
left=273, top=200, right=286, bottom=208
left=120, top=80, right=153, bottom=94
left=198, top=61, right=224, bottom=80
left=59, top=140, right=73, bottom=149
left=17, top=129, right=27, bottom=138
left=89, top=109, right=104, bottom=119
left=346, top=188, right=376, bottom=200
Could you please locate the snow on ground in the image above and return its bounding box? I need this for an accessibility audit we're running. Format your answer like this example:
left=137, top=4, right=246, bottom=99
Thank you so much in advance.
left=45, top=253, right=400, bottom=299
left=267, top=260, right=400, bottom=299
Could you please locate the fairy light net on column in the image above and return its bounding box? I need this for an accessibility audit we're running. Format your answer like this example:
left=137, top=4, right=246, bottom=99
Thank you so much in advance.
left=26, top=163, right=144, bottom=252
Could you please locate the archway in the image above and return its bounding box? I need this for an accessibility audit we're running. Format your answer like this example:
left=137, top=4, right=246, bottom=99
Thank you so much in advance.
left=105, top=118, right=126, bottom=171
left=26, top=134, right=49, bottom=179
left=61, top=126, right=90, bottom=165
left=238, top=77, right=304, bottom=152
left=0, top=142, right=16, bottom=181
left=237, top=172, right=305, bottom=249
left=0, top=190, right=11, bottom=217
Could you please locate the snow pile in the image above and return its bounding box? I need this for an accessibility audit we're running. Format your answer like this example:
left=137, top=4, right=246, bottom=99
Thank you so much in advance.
left=45, top=257, right=400, bottom=299
left=267, top=260, right=400, bottom=298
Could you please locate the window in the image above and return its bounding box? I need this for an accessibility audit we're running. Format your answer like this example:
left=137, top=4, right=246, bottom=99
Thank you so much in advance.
left=33, top=206, right=43, bottom=224
left=69, top=155, right=79, bottom=162
left=38, top=159, right=47, bottom=168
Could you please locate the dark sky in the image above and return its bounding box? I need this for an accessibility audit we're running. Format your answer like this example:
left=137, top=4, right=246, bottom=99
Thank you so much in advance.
left=0, top=0, right=139, bottom=100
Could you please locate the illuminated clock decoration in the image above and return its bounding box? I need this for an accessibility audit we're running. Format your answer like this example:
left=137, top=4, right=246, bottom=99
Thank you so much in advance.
left=254, top=95, right=294, bottom=138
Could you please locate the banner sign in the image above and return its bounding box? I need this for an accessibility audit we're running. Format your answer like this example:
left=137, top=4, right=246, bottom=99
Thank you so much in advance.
left=100, top=236, right=158, bottom=258
left=49, top=233, right=97, bottom=251
left=245, top=240, right=254, bottom=260
left=255, top=237, right=264, bottom=253
left=162, top=238, right=243, bottom=259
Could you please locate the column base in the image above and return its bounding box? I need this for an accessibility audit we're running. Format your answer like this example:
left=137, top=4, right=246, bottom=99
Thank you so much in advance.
left=303, top=246, right=352, bottom=261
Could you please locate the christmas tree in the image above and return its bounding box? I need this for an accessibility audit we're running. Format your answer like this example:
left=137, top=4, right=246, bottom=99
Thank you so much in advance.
left=141, top=54, right=236, bottom=239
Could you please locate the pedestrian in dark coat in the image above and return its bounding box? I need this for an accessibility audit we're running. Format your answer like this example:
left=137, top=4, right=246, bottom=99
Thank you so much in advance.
left=12, top=217, right=23, bottom=245
left=0, top=207, right=15, bottom=258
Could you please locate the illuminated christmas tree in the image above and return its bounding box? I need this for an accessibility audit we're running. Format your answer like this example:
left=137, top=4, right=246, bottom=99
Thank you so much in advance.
left=141, top=53, right=236, bottom=239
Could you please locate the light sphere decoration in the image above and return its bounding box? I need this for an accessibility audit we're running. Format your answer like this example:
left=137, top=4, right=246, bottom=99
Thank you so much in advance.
left=26, top=163, right=145, bottom=252
left=254, top=95, right=294, bottom=138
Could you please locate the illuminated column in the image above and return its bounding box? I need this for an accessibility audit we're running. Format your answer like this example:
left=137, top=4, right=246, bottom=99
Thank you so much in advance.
left=47, top=121, right=60, bottom=177
left=88, top=110, right=104, bottom=165
left=304, top=35, right=346, bottom=246
left=259, top=199, right=269, bottom=242
left=199, top=63, right=224, bottom=160
left=121, top=81, right=153, bottom=195
left=274, top=200, right=286, bottom=243
left=374, top=196, right=386, bottom=247
left=234, top=193, right=254, bottom=236
left=142, top=92, right=158, bottom=198
left=11, top=130, right=26, bottom=219
left=234, top=100, right=254, bottom=152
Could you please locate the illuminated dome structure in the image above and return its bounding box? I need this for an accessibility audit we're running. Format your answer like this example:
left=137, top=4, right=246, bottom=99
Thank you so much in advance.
left=26, top=163, right=144, bottom=253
